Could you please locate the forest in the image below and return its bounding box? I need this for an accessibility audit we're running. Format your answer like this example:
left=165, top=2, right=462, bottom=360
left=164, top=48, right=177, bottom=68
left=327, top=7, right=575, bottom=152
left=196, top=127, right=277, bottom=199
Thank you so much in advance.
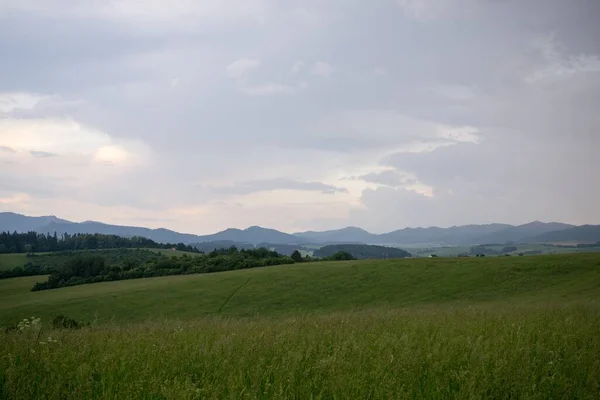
left=0, top=231, right=199, bottom=254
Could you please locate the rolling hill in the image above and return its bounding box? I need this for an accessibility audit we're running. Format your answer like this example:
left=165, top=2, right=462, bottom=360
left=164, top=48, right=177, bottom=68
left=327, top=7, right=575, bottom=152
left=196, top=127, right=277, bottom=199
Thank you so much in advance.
left=39, top=221, right=201, bottom=243
left=294, top=226, right=376, bottom=244
left=377, top=223, right=513, bottom=246
left=476, top=221, right=574, bottom=244
left=0, top=213, right=302, bottom=245
left=1, top=253, right=599, bottom=325
left=524, top=224, right=600, bottom=243
left=193, top=226, right=308, bottom=245
left=1, top=212, right=597, bottom=247
left=0, top=212, right=72, bottom=232
left=1, top=253, right=599, bottom=398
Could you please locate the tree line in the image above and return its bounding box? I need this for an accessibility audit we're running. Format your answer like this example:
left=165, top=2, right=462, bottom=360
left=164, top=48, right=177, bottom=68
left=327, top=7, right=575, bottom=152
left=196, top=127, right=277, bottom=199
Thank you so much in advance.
left=314, top=244, right=411, bottom=260
left=29, top=247, right=297, bottom=291
left=0, top=246, right=359, bottom=290
left=0, top=231, right=199, bottom=254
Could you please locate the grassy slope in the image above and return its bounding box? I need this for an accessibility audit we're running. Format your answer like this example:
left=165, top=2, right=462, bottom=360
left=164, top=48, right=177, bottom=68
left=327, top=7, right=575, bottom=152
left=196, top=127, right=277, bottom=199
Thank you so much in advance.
left=1, top=253, right=599, bottom=326
left=2, top=254, right=600, bottom=399
left=409, top=244, right=600, bottom=257
left=146, top=248, right=200, bottom=257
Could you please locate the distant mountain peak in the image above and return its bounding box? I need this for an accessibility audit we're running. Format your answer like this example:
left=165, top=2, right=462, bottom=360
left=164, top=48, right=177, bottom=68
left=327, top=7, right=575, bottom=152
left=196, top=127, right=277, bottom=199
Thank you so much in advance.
left=520, top=221, right=545, bottom=227
left=340, top=226, right=369, bottom=232
left=0, top=212, right=591, bottom=246
left=246, top=225, right=268, bottom=231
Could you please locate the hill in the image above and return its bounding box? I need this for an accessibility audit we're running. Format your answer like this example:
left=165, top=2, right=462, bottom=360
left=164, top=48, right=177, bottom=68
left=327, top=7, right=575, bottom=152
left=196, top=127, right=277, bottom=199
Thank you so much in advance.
left=194, top=226, right=308, bottom=245
left=2, top=212, right=598, bottom=247
left=314, top=244, right=411, bottom=259
left=294, top=227, right=376, bottom=244
left=38, top=221, right=201, bottom=244
left=525, top=224, right=600, bottom=243
left=2, top=253, right=598, bottom=324
left=1, top=254, right=599, bottom=398
left=476, top=221, right=574, bottom=244
left=0, top=212, right=71, bottom=232
left=0, top=213, right=305, bottom=245
left=377, top=223, right=512, bottom=246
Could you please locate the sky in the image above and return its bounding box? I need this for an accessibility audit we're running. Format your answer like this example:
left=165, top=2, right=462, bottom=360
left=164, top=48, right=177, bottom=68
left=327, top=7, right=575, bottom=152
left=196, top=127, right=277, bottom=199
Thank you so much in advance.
left=0, top=0, right=599, bottom=234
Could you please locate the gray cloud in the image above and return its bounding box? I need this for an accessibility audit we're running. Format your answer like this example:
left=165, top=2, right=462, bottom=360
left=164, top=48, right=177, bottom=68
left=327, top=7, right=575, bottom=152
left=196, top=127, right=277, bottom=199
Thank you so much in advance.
left=0, top=0, right=598, bottom=232
left=30, top=150, right=58, bottom=158
left=355, top=170, right=417, bottom=188
left=204, top=179, right=348, bottom=197
left=0, top=146, right=16, bottom=153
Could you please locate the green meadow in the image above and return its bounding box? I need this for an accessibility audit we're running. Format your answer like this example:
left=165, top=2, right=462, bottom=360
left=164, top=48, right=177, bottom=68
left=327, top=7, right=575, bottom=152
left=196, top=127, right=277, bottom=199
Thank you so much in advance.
left=0, top=253, right=28, bottom=271
left=1, top=253, right=600, bottom=399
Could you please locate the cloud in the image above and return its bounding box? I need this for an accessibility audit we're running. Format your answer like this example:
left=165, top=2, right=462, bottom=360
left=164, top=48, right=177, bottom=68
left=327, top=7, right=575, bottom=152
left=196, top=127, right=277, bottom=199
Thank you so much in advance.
left=0, top=0, right=274, bottom=33
left=30, top=150, right=58, bottom=158
left=204, top=179, right=348, bottom=197
left=526, top=36, right=600, bottom=83
left=349, top=169, right=433, bottom=198
left=312, top=61, right=334, bottom=76
left=356, top=170, right=417, bottom=187
left=304, top=109, right=480, bottom=154
left=428, top=84, right=477, bottom=101
left=396, top=0, right=480, bottom=21
left=94, top=145, right=133, bottom=166
left=0, top=193, right=32, bottom=206
left=0, top=146, right=16, bottom=153
left=0, top=118, right=150, bottom=166
left=1, top=0, right=599, bottom=233
left=0, top=92, right=46, bottom=113
left=291, top=61, right=304, bottom=73
left=373, top=67, right=387, bottom=76
left=225, top=58, right=261, bottom=78
left=242, top=83, right=295, bottom=96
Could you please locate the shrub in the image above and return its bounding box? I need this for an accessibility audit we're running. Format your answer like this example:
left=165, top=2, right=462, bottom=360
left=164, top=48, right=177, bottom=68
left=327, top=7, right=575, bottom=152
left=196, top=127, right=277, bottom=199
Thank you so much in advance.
left=52, top=315, right=88, bottom=330
left=327, top=251, right=356, bottom=261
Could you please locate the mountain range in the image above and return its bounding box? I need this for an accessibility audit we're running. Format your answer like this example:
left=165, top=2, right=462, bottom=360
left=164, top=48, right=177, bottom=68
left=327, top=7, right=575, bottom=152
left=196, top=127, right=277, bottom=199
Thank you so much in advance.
left=1, top=212, right=599, bottom=247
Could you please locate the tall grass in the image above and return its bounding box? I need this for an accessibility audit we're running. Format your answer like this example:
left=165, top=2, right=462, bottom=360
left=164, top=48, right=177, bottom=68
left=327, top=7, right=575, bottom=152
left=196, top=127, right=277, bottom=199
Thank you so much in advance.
left=2, top=304, right=599, bottom=399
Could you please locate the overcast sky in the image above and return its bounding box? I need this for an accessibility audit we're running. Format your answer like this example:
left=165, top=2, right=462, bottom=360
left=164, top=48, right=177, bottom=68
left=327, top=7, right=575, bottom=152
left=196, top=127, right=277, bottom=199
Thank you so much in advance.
left=0, top=0, right=599, bottom=234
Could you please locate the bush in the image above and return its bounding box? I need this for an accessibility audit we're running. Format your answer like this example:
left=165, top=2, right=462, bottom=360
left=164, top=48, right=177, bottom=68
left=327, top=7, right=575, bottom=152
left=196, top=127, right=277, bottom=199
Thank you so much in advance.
left=327, top=251, right=356, bottom=261
left=52, top=315, right=88, bottom=330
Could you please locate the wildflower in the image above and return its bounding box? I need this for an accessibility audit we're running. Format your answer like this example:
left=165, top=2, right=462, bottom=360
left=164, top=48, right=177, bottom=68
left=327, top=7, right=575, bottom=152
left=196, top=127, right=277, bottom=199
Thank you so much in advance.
left=17, top=317, right=42, bottom=331
left=40, top=336, right=58, bottom=345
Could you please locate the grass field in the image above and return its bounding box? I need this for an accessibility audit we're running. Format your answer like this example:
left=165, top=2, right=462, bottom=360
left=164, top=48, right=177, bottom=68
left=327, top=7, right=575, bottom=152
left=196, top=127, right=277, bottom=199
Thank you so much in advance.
left=0, top=253, right=28, bottom=271
left=147, top=248, right=200, bottom=257
left=407, top=244, right=600, bottom=257
left=1, top=253, right=600, bottom=398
